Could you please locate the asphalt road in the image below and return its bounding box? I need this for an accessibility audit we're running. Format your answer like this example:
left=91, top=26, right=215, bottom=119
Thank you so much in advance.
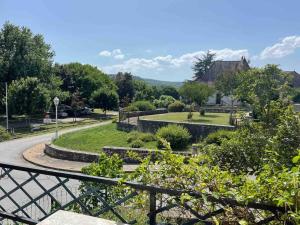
left=0, top=121, right=111, bottom=166
left=0, top=121, right=111, bottom=223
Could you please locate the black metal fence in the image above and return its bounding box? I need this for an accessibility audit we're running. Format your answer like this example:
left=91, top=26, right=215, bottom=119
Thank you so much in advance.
left=0, top=162, right=288, bottom=225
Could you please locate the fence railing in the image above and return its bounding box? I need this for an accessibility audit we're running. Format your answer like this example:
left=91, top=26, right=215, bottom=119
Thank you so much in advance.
left=0, top=162, right=288, bottom=224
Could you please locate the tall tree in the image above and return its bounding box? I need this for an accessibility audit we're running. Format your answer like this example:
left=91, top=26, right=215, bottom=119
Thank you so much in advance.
left=179, top=81, right=214, bottom=109
left=54, top=63, right=116, bottom=105
left=114, top=72, right=135, bottom=107
left=0, top=22, right=54, bottom=83
left=8, top=77, right=51, bottom=116
left=215, top=72, right=239, bottom=113
left=91, top=88, right=119, bottom=114
left=159, top=85, right=180, bottom=99
left=193, top=51, right=216, bottom=80
left=235, top=64, right=292, bottom=125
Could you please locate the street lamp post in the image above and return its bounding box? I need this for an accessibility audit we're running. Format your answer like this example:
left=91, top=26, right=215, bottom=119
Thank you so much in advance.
left=53, top=97, right=59, bottom=139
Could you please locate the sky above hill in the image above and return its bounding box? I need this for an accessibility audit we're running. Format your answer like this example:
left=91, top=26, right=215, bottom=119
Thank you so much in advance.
left=1, top=0, right=300, bottom=81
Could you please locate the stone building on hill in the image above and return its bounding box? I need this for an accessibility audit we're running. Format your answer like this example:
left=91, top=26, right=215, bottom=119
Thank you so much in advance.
left=194, top=56, right=250, bottom=105
left=194, top=56, right=250, bottom=85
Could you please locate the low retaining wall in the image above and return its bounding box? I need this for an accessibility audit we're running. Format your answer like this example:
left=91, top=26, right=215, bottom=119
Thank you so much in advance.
left=102, top=146, right=191, bottom=164
left=138, top=119, right=235, bottom=141
left=45, top=144, right=99, bottom=163
left=45, top=144, right=191, bottom=164
left=116, top=122, right=137, bottom=132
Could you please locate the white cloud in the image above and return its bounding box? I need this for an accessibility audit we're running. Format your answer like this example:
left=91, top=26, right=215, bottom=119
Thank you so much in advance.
left=99, top=50, right=111, bottom=57
left=99, top=49, right=125, bottom=59
left=103, top=48, right=249, bottom=73
left=114, top=54, right=125, bottom=59
left=260, top=35, right=300, bottom=59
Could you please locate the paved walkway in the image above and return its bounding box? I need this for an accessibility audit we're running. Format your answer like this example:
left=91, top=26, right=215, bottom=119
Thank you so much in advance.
left=23, top=143, right=139, bottom=173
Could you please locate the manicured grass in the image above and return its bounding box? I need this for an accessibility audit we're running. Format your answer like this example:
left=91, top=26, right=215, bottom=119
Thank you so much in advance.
left=53, top=123, right=157, bottom=153
left=141, top=112, right=230, bottom=125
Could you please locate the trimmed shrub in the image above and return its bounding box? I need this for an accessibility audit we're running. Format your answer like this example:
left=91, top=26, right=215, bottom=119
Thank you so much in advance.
left=130, top=139, right=144, bottom=148
left=168, top=101, right=185, bottom=112
left=204, top=129, right=235, bottom=146
left=156, top=124, right=191, bottom=150
left=0, top=128, right=11, bottom=142
left=126, top=101, right=155, bottom=112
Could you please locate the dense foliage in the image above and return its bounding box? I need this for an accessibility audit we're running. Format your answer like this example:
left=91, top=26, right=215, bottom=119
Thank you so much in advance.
left=153, top=95, right=175, bottom=108
left=90, top=88, right=119, bottom=114
left=156, top=124, right=191, bottom=150
left=8, top=77, right=51, bottom=115
left=179, top=81, right=214, bottom=107
left=125, top=100, right=155, bottom=112
left=0, top=127, right=11, bottom=142
left=235, top=65, right=291, bottom=124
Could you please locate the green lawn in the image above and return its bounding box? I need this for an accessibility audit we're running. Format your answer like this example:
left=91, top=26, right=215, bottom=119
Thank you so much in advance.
left=53, top=123, right=157, bottom=153
left=141, top=112, right=230, bottom=125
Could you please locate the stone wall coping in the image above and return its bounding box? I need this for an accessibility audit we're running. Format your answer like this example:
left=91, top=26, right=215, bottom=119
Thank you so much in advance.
left=138, top=118, right=235, bottom=128
left=45, top=143, right=191, bottom=164
left=102, top=146, right=191, bottom=155
left=47, top=143, right=99, bottom=157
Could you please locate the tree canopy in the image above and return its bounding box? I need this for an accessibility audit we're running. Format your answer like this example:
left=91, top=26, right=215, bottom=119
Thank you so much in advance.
left=192, top=51, right=216, bottom=79
left=8, top=77, right=51, bottom=116
left=235, top=64, right=292, bottom=124
left=179, top=81, right=214, bottom=107
left=0, top=22, right=54, bottom=83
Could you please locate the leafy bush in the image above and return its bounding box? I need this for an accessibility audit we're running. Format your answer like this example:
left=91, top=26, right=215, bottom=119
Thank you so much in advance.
left=153, top=95, right=175, bottom=108
left=0, top=128, right=11, bottom=142
left=127, top=131, right=156, bottom=144
left=82, top=153, right=123, bottom=178
left=139, top=133, right=156, bottom=142
left=126, top=100, right=155, bottom=112
left=127, top=131, right=140, bottom=143
left=204, top=129, right=235, bottom=145
left=130, top=139, right=144, bottom=148
left=200, top=108, right=205, bottom=116
left=168, top=101, right=185, bottom=112
left=156, top=124, right=191, bottom=150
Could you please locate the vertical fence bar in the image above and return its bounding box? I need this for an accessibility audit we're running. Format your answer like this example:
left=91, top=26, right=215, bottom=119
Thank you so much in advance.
left=149, top=191, right=156, bottom=225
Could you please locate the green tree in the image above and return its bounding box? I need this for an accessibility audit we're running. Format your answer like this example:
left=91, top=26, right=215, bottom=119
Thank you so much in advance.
left=0, top=22, right=54, bottom=83
left=114, top=72, right=135, bottom=106
left=179, top=81, right=214, bottom=109
left=235, top=64, right=292, bottom=125
left=91, top=89, right=119, bottom=114
left=159, top=85, right=179, bottom=99
left=54, top=63, right=116, bottom=104
left=192, top=51, right=216, bottom=80
left=8, top=77, right=51, bottom=116
left=133, top=79, right=157, bottom=101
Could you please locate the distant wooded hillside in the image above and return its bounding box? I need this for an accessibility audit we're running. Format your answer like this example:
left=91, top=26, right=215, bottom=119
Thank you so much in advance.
left=109, top=74, right=183, bottom=87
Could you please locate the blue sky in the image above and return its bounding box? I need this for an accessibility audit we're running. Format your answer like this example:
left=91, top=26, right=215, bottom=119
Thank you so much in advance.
left=1, top=0, right=300, bottom=81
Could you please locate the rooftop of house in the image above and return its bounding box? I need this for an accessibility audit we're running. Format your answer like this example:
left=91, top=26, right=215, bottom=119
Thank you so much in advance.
left=194, top=56, right=250, bottom=84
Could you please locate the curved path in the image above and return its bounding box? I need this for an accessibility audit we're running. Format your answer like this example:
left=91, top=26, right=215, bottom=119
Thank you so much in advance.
left=0, top=121, right=111, bottom=167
